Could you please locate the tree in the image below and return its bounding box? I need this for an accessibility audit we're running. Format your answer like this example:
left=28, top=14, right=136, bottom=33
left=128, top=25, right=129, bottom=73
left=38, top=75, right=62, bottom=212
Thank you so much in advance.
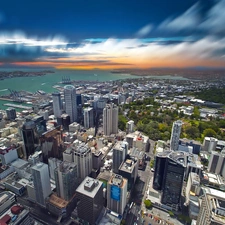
left=144, top=199, right=153, bottom=209
left=168, top=211, right=174, bottom=217
left=118, top=115, right=127, bottom=131
left=185, top=126, right=200, bottom=139
left=150, top=160, right=155, bottom=168
left=203, top=128, right=217, bottom=138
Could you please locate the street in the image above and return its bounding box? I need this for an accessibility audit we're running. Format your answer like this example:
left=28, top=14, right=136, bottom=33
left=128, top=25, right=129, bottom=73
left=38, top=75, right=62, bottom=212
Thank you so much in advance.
left=16, top=196, right=72, bottom=225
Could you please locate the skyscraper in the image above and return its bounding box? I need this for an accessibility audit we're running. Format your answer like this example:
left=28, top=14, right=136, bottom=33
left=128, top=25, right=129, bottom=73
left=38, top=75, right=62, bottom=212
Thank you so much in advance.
left=22, top=121, right=39, bottom=159
left=6, top=107, right=16, bottom=120
left=170, top=120, right=183, bottom=151
left=153, top=151, right=186, bottom=211
left=31, top=162, right=51, bottom=207
left=103, top=103, right=118, bottom=136
left=73, top=143, right=92, bottom=182
left=113, top=141, right=128, bottom=174
left=107, top=174, right=128, bottom=215
left=64, top=85, right=77, bottom=123
left=197, top=187, right=225, bottom=225
left=83, top=107, right=94, bottom=129
left=203, top=137, right=218, bottom=152
left=52, top=92, right=62, bottom=118
left=76, top=177, right=103, bottom=225
left=40, top=126, right=64, bottom=163
left=126, top=120, right=134, bottom=134
left=55, top=161, right=78, bottom=201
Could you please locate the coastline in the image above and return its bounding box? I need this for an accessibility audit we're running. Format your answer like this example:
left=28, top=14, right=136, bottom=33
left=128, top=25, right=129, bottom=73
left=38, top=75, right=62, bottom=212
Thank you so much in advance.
left=0, top=70, right=54, bottom=80
left=111, top=68, right=225, bottom=80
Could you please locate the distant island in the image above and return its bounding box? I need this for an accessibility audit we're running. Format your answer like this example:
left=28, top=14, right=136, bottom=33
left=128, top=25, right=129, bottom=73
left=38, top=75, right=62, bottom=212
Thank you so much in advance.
left=112, top=68, right=225, bottom=80
left=0, top=70, right=54, bottom=80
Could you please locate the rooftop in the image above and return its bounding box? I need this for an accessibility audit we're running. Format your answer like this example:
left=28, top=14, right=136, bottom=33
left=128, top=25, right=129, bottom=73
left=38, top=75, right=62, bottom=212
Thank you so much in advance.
left=49, top=193, right=69, bottom=208
left=119, top=158, right=136, bottom=173
left=109, top=174, right=126, bottom=188
left=76, top=176, right=103, bottom=198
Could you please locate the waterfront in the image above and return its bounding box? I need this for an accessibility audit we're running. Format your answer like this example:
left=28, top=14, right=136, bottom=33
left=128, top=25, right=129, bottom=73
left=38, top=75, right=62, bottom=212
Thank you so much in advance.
left=0, top=69, right=189, bottom=110
left=0, top=69, right=189, bottom=94
left=0, top=69, right=141, bottom=93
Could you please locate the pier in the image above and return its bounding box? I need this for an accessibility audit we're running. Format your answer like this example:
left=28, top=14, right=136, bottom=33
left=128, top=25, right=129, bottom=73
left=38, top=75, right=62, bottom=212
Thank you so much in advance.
left=3, top=103, right=32, bottom=110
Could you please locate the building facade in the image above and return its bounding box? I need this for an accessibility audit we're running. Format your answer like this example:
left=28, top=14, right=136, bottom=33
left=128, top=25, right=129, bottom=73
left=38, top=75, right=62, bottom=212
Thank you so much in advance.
left=170, top=120, right=183, bottom=151
left=73, top=143, right=92, bottom=182
left=64, top=85, right=77, bottom=123
left=153, top=151, right=186, bottom=211
left=22, top=121, right=39, bottom=159
left=107, top=174, right=128, bottom=215
left=31, top=162, right=51, bottom=207
left=83, top=107, right=94, bottom=129
left=55, top=161, right=78, bottom=201
left=52, top=92, right=62, bottom=118
left=112, top=141, right=128, bottom=174
left=76, top=177, right=103, bottom=225
left=103, top=103, right=118, bottom=136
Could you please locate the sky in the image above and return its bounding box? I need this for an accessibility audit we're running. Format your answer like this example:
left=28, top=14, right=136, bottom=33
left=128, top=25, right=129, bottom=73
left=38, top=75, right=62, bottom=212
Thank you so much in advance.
left=0, top=0, right=225, bottom=70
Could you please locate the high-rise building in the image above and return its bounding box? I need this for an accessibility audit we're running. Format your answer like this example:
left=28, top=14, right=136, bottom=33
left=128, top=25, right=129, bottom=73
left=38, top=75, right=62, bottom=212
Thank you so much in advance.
left=112, top=141, right=128, bottom=174
left=6, top=107, right=16, bottom=120
left=55, top=161, right=78, bottom=201
left=203, top=137, right=218, bottom=152
left=197, top=187, right=225, bottom=225
left=119, top=157, right=138, bottom=191
left=185, top=173, right=200, bottom=220
left=22, top=121, right=39, bottom=159
left=103, top=103, right=118, bottom=136
left=40, top=126, right=64, bottom=163
left=32, top=116, right=47, bottom=136
left=48, top=158, right=62, bottom=180
left=170, top=120, right=183, bottom=151
left=76, top=177, right=103, bottom=225
left=31, top=162, right=51, bottom=207
left=52, top=92, right=62, bottom=118
left=83, top=107, right=94, bottom=129
left=64, top=85, right=77, bottom=123
left=153, top=151, right=186, bottom=211
left=107, top=174, right=128, bottom=215
left=73, top=143, right=92, bottom=182
left=126, top=120, right=134, bottom=134
left=208, top=151, right=225, bottom=175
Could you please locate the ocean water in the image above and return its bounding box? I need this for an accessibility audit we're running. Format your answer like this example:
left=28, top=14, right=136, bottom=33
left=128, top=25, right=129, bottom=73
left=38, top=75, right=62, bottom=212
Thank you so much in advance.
left=0, top=68, right=188, bottom=110
left=0, top=69, right=141, bottom=93
left=0, top=69, right=140, bottom=110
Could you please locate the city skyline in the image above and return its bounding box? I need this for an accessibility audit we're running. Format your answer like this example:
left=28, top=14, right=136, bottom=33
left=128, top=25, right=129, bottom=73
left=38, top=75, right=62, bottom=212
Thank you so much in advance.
left=0, top=0, right=225, bottom=70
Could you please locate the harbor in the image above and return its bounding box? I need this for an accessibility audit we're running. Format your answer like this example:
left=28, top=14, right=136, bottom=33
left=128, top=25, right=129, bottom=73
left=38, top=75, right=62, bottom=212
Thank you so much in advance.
left=3, top=103, right=33, bottom=110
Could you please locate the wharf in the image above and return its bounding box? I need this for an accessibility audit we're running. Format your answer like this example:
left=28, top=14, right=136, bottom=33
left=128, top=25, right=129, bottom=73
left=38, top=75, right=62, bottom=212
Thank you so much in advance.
left=3, top=103, right=32, bottom=110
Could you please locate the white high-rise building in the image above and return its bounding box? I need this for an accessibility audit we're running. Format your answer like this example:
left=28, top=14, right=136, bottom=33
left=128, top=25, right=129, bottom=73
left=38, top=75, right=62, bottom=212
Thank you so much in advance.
left=170, top=120, right=183, bottom=151
left=64, top=85, right=77, bottom=123
left=103, top=103, right=118, bottom=136
left=52, top=92, right=62, bottom=118
left=31, top=162, right=51, bottom=207
left=126, top=120, right=134, bottom=134
left=203, top=137, right=218, bottom=152
left=73, top=143, right=92, bottom=182
left=113, top=141, right=128, bottom=174
left=107, top=174, right=128, bottom=215
left=84, top=107, right=94, bottom=129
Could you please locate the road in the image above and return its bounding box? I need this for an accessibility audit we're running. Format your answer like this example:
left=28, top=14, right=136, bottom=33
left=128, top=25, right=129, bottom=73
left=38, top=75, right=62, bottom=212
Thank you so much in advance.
left=125, top=140, right=156, bottom=225
left=16, top=196, right=72, bottom=225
